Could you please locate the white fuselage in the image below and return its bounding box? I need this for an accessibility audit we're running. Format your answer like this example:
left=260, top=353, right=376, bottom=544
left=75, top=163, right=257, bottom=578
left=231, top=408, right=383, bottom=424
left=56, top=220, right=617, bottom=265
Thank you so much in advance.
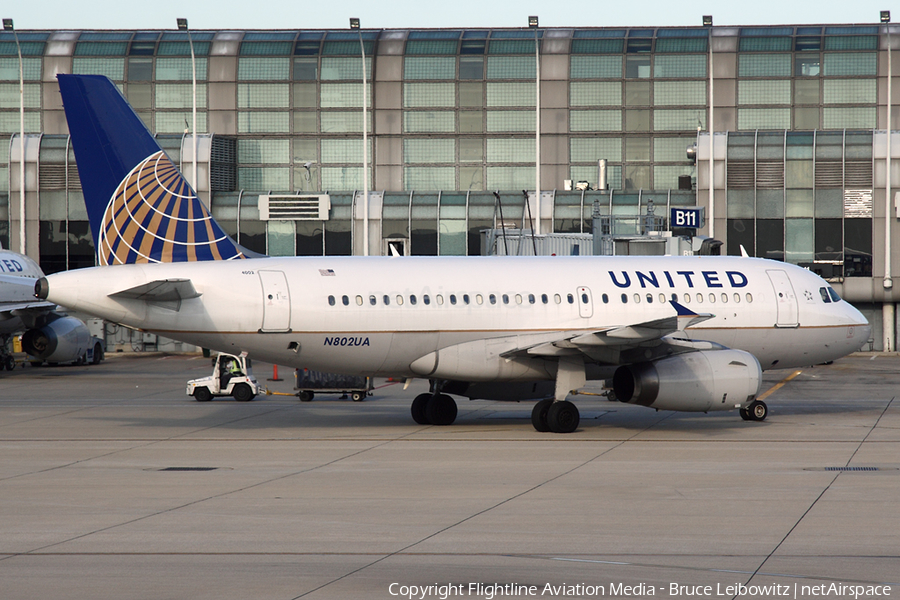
left=0, top=249, right=49, bottom=335
left=44, top=255, right=870, bottom=379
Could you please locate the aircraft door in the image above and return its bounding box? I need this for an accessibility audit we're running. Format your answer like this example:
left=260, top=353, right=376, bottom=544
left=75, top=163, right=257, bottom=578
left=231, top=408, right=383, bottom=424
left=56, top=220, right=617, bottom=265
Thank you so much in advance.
left=259, top=270, right=292, bottom=332
left=577, top=286, right=593, bottom=318
left=766, top=269, right=799, bottom=328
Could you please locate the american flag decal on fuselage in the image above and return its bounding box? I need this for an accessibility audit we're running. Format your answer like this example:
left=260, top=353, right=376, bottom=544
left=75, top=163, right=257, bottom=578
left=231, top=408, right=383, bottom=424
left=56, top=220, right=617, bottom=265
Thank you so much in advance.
left=99, top=151, right=245, bottom=265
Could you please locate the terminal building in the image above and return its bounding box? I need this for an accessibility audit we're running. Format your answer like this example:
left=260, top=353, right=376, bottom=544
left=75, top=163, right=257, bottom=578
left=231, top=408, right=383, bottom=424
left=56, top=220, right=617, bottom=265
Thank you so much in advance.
left=0, top=21, right=897, bottom=349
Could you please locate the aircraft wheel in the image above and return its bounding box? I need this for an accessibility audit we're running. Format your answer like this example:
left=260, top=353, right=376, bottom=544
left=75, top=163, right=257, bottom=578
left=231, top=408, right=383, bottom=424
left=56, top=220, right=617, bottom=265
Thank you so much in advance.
left=298, top=390, right=314, bottom=402
left=411, top=393, right=431, bottom=424
left=547, top=400, right=580, bottom=434
left=91, top=343, right=104, bottom=364
left=232, top=383, right=254, bottom=402
left=531, top=398, right=553, bottom=432
left=5, top=355, right=15, bottom=371
left=739, top=408, right=752, bottom=421
left=747, top=400, right=767, bottom=422
left=426, top=393, right=457, bottom=426
left=193, top=387, right=212, bottom=402
left=351, top=391, right=366, bottom=402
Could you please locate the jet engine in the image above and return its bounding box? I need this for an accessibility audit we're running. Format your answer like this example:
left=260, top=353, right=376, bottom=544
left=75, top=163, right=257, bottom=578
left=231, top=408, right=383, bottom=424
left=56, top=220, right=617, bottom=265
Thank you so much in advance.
left=21, top=314, right=92, bottom=363
left=612, top=349, right=761, bottom=412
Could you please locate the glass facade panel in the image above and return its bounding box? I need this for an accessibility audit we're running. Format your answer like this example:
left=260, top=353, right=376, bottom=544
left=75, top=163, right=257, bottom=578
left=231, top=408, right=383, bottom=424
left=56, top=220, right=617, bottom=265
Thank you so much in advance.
left=404, top=82, right=455, bottom=108
left=738, top=54, right=791, bottom=77
left=404, top=111, right=455, bottom=132
left=737, top=108, right=791, bottom=130
left=653, top=55, right=706, bottom=78
left=321, top=112, right=370, bottom=133
left=654, top=81, right=705, bottom=105
left=727, top=190, right=755, bottom=219
left=237, top=112, right=290, bottom=133
left=238, top=139, right=290, bottom=163
left=320, top=57, right=372, bottom=80
left=654, top=109, right=704, bottom=130
left=486, top=56, right=535, bottom=79
left=155, top=112, right=208, bottom=134
left=155, top=57, right=208, bottom=80
left=404, top=166, right=455, bottom=190
left=570, top=55, right=622, bottom=79
left=486, top=111, right=534, bottom=132
left=738, top=80, right=790, bottom=105
left=486, top=82, right=535, bottom=107
left=654, top=137, right=694, bottom=161
left=785, top=189, right=814, bottom=218
left=237, top=167, right=290, bottom=190
left=403, top=139, right=455, bottom=163
left=0, top=84, right=40, bottom=108
left=571, top=110, right=621, bottom=132
left=757, top=190, right=785, bottom=219
left=404, top=57, right=456, bottom=79
left=321, top=83, right=371, bottom=108
left=72, top=58, right=126, bottom=80
left=822, top=53, right=876, bottom=76
left=459, top=57, right=484, bottom=80
left=321, top=166, right=365, bottom=190
left=815, top=189, right=843, bottom=218
left=235, top=83, right=289, bottom=108
left=570, top=82, right=621, bottom=106
left=238, top=57, right=291, bottom=81
left=0, top=57, right=42, bottom=81
left=571, top=138, right=622, bottom=162
left=823, top=107, right=876, bottom=129
left=321, top=139, right=369, bottom=163
left=823, top=79, right=876, bottom=104
left=486, top=166, right=534, bottom=190
left=785, top=218, right=814, bottom=263
left=487, top=139, right=534, bottom=162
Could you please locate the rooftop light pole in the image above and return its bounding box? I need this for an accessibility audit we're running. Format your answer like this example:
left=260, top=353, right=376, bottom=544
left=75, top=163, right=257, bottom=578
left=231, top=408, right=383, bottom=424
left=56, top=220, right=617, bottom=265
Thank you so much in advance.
left=177, top=18, right=198, bottom=201
left=529, top=16, right=541, bottom=236
left=882, top=10, right=894, bottom=350
left=4, top=18, right=25, bottom=255
left=703, top=15, right=714, bottom=239
left=350, top=17, right=369, bottom=255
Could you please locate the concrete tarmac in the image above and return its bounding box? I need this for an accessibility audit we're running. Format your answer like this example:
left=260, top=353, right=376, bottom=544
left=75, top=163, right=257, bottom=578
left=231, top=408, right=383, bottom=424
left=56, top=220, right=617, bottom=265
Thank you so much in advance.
left=0, top=352, right=897, bottom=599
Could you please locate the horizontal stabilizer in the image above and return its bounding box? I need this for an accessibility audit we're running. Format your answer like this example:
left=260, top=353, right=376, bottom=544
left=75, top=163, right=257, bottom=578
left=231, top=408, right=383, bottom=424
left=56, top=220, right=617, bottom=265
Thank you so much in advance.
left=109, top=279, right=200, bottom=311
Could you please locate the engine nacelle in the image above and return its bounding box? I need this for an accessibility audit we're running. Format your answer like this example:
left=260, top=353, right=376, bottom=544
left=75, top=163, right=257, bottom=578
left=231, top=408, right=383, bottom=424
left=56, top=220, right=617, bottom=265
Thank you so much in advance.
left=410, top=338, right=553, bottom=382
left=612, top=349, right=762, bottom=412
left=21, top=315, right=91, bottom=363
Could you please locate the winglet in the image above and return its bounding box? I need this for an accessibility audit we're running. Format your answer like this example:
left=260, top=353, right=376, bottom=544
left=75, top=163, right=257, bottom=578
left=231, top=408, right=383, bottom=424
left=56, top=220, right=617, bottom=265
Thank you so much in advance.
left=57, top=74, right=249, bottom=265
left=670, top=299, right=715, bottom=328
left=669, top=300, right=697, bottom=316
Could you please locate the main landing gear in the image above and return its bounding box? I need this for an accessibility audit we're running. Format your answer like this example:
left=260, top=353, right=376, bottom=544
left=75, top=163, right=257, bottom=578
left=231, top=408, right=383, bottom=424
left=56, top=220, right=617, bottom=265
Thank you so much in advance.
left=739, top=400, right=768, bottom=422
left=531, top=399, right=580, bottom=433
left=411, top=392, right=458, bottom=426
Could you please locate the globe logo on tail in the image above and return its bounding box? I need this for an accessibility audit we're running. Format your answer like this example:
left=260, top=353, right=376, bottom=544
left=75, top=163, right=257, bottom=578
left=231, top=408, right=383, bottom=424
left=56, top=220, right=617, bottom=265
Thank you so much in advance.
left=99, top=151, right=245, bottom=265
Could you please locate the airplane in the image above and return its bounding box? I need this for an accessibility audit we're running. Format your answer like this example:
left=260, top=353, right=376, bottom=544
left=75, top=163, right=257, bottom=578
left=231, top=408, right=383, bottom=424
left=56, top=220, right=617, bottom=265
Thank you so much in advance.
left=1, top=244, right=104, bottom=369
left=36, top=74, right=871, bottom=432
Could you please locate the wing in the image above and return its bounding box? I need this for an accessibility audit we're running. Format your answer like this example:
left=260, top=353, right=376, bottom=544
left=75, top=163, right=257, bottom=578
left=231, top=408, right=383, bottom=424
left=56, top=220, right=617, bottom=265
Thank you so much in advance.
left=502, top=301, right=716, bottom=365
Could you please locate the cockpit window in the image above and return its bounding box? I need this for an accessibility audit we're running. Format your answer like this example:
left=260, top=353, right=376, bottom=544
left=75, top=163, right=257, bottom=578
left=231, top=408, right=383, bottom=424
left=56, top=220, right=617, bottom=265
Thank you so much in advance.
left=819, top=287, right=832, bottom=303
left=828, top=287, right=841, bottom=302
left=820, top=286, right=842, bottom=303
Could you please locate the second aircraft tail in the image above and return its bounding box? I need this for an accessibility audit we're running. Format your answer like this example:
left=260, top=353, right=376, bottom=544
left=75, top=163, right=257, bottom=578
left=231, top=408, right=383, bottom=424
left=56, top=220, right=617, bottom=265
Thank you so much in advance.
left=57, top=73, right=247, bottom=265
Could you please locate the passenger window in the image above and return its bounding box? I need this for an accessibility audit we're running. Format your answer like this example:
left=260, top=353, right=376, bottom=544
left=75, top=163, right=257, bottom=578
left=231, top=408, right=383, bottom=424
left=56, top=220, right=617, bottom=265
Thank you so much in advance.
left=515, top=294, right=523, bottom=304
left=464, top=294, right=471, bottom=305
left=633, top=293, right=641, bottom=304
left=541, top=294, right=548, bottom=304
left=383, top=295, right=390, bottom=306
left=450, top=294, right=457, bottom=305
left=423, top=295, right=430, bottom=305
left=683, top=293, right=691, bottom=304
left=733, top=293, right=740, bottom=303
left=581, top=293, right=588, bottom=304
left=369, top=295, right=376, bottom=306
left=554, top=294, right=561, bottom=304
left=396, top=295, right=404, bottom=305
left=342, top=295, right=349, bottom=306
left=567, top=294, right=574, bottom=304
left=489, top=294, right=496, bottom=305
left=746, top=293, right=753, bottom=303
left=476, top=294, right=483, bottom=305
left=328, top=295, right=335, bottom=306
left=644, top=294, right=651, bottom=303
left=436, top=295, right=444, bottom=305
left=659, top=293, right=666, bottom=304
left=621, top=293, right=628, bottom=303
left=721, top=293, right=728, bottom=303
left=502, top=294, right=509, bottom=304
left=410, top=295, right=418, bottom=305
left=671, top=293, right=677, bottom=302
left=528, top=294, right=535, bottom=304
left=602, top=293, right=609, bottom=304
left=356, top=295, right=363, bottom=306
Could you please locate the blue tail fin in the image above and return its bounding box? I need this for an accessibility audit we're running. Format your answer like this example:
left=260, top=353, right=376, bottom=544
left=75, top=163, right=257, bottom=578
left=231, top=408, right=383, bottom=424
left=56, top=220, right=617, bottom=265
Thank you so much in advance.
left=57, top=74, right=247, bottom=264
